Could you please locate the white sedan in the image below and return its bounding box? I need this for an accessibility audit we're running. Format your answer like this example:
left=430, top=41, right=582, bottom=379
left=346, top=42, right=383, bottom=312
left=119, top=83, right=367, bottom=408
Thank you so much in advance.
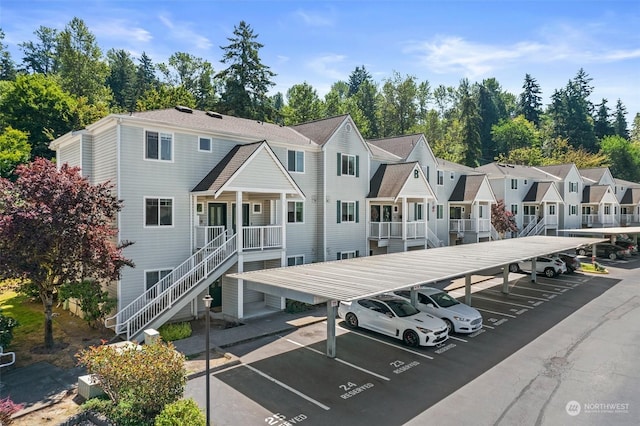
left=509, top=256, right=566, bottom=277
left=338, top=294, right=449, bottom=347
left=394, top=288, right=482, bottom=334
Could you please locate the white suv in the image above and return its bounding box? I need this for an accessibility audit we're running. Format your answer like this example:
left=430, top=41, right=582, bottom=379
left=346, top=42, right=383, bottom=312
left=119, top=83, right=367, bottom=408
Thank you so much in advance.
left=509, top=256, right=566, bottom=277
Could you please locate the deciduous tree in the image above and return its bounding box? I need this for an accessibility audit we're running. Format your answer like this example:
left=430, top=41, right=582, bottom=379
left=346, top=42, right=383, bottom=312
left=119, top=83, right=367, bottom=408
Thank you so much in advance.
left=0, top=158, right=133, bottom=349
left=0, top=127, right=30, bottom=178
left=491, top=199, right=518, bottom=234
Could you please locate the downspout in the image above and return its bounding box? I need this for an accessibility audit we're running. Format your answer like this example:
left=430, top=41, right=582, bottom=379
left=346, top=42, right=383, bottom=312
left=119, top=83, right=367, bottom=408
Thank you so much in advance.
left=323, top=148, right=327, bottom=262
left=116, top=119, right=123, bottom=313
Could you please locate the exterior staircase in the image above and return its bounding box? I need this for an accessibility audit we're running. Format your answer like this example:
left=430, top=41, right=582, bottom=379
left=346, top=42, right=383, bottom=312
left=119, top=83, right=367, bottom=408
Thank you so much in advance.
left=518, top=217, right=537, bottom=237
left=427, top=228, right=444, bottom=248
left=105, top=232, right=238, bottom=342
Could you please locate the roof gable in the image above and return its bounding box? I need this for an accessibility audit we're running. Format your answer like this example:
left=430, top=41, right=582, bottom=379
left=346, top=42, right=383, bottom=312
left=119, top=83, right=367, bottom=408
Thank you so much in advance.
left=621, top=188, right=640, bottom=205
left=368, top=162, right=435, bottom=200
left=582, top=185, right=618, bottom=205
left=291, top=115, right=349, bottom=146
left=449, top=175, right=496, bottom=203
left=192, top=141, right=305, bottom=198
left=523, top=182, right=564, bottom=203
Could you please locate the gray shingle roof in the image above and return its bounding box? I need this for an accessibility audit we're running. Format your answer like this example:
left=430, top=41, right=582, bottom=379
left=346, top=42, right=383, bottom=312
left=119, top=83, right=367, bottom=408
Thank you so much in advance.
left=192, top=142, right=263, bottom=193
left=523, top=181, right=553, bottom=202
left=367, top=134, right=424, bottom=159
left=449, top=174, right=485, bottom=202
left=127, top=108, right=314, bottom=147
left=437, top=158, right=482, bottom=174
left=536, top=163, right=575, bottom=179
left=290, top=115, right=349, bottom=146
left=368, top=162, right=418, bottom=198
left=582, top=185, right=609, bottom=203
left=620, top=188, right=640, bottom=205
left=579, top=167, right=609, bottom=183
left=367, top=142, right=402, bottom=162
left=477, top=162, right=558, bottom=180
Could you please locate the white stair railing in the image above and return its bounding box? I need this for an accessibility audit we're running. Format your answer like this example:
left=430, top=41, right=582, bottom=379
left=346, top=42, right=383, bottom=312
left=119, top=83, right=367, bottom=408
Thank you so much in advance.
left=518, top=217, right=537, bottom=237
left=490, top=225, right=502, bottom=241
left=105, top=232, right=234, bottom=337
left=427, top=227, right=444, bottom=247
left=531, top=216, right=547, bottom=236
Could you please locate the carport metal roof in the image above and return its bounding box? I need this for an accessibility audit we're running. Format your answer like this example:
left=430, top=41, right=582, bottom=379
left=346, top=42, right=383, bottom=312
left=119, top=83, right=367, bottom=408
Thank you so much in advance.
left=229, top=235, right=605, bottom=303
left=559, top=227, right=640, bottom=236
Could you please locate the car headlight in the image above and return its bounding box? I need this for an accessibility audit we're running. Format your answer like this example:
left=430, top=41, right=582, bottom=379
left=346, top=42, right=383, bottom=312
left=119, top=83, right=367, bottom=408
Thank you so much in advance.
left=453, top=316, right=470, bottom=322
left=416, top=327, right=433, bottom=334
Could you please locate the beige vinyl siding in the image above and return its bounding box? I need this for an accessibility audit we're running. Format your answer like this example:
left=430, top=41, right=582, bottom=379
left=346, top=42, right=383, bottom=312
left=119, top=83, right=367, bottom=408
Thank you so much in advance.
left=59, top=140, right=81, bottom=169
left=400, top=168, right=431, bottom=197
left=230, top=149, right=296, bottom=191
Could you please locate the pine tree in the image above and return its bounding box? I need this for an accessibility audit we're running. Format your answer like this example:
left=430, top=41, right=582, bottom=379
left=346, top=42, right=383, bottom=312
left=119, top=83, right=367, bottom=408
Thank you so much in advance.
left=18, top=26, right=58, bottom=74
left=517, top=74, right=542, bottom=125
left=106, top=49, right=137, bottom=111
left=217, top=21, right=276, bottom=121
left=594, top=99, right=614, bottom=140
left=613, top=99, right=629, bottom=139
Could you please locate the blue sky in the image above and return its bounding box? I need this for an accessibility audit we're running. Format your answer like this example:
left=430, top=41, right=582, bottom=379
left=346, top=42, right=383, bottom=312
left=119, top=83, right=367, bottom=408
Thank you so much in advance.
left=2, top=0, right=639, bottom=118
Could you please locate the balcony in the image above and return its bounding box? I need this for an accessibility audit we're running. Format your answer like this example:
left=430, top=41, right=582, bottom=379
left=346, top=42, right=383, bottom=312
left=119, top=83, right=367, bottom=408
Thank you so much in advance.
left=369, top=221, right=426, bottom=239
left=449, top=219, right=491, bottom=233
left=195, top=225, right=282, bottom=251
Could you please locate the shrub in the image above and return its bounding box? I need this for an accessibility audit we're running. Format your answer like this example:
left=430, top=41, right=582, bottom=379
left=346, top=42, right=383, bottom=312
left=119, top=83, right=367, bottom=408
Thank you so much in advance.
left=77, top=340, right=187, bottom=421
left=59, top=280, right=117, bottom=328
left=285, top=300, right=314, bottom=314
left=0, top=309, right=19, bottom=349
left=154, top=398, right=205, bottom=426
left=159, top=322, right=192, bottom=341
left=0, top=396, right=24, bottom=425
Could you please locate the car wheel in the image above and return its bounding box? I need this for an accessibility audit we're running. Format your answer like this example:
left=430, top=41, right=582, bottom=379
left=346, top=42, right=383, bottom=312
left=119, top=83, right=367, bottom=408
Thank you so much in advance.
left=544, top=268, right=556, bottom=278
left=443, top=319, right=454, bottom=334
left=508, top=263, right=520, bottom=273
left=578, top=249, right=587, bottom=256
left=345, top=313, right=359, bottom=328
left=609, top=252, right=617, bottom=260
left=403, top=330, right=419, bottom=347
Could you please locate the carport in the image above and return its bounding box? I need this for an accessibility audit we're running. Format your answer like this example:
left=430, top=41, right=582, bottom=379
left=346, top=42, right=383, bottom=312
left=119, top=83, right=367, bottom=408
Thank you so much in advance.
left=228, top=235, right=605, bottom=358
left=560, top=226, right=640, bottom=260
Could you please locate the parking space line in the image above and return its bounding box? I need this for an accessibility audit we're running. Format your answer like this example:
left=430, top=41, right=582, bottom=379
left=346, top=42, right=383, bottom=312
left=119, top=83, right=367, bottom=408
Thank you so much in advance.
left=481, top=324, right=494, bottom=329
left=485, top=289, right=549, bottom=301
left=244, top=364, right=331, bottom=411
left=466, top=294, right=533, bottom=310
left=475, top=308, right=517, bottom=318
left=335, top=324, right=434, bottom=359
left=285, top=338, right=391, bottom=381
left=522, top=281, right=575, bottom=290
left=510, top=286, right=563, bottom=295
left=448, top=335, right=468, bottom=343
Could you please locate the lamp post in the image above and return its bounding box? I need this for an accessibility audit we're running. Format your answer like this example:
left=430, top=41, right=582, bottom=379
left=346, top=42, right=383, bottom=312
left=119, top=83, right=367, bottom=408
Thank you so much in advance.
left=203, top=294, right=213, bottom=426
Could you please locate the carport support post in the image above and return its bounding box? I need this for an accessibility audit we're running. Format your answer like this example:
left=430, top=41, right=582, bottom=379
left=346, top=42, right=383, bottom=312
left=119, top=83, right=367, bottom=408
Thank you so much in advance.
left=465, top=274, right=471, bottom=305
left=326, top=300, right=337, bottom=358
left=502, top=266, right=509, bottom=294
left=531, top=258, right=537, bottom=283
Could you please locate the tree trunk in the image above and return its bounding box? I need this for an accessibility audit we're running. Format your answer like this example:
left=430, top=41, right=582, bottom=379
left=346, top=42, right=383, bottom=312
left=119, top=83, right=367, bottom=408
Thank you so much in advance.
left=44, top=292, right=54, bottom=349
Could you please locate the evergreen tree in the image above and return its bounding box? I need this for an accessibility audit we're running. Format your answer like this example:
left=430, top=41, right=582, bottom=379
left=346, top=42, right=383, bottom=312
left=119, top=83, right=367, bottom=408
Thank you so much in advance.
left=158, top=52, right=216, bottom=109
left=353, top=79, right=380, bottom=138
left=18, top=26, right=58, bottom=74
left=323, top=81, right=350, bottom=117
left=217, top=21, right=276, bottom=121
left=630, top=113, right=640, bottom=143
left=477, top=78, right=508, bottom=163
left=56, top=17, right=110, bottom=104
left=457, top=79, right=482, bottom=167
left=347, top=65, right=371, bottom=96
left=0, top=30, right=17, bottom=81
left=134, top=52, right=158, bottom=103
left=282, top=82, right=324, bottom=125
left=593, top=99, right=614, bottom=140
left=106, top=49, right=137, bottom=111
left=517, top=74, right=542, bottom=125
left=613, top=99, right=629, bottom=139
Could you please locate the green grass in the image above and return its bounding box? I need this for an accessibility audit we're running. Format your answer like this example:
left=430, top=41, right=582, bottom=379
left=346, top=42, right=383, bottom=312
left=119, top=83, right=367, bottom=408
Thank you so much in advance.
left=580, top=262, right=608, bottom=274
left=0, top=291, right=43, bottom=338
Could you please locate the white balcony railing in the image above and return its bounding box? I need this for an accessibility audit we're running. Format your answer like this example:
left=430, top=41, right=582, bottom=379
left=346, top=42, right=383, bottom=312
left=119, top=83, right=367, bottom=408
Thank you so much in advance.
left=243, top=225, right=282, bottom=250
left=621, top=214, right=640, bottom=224
left=449, top=219, right=491, bottom=233
left=195, top=226, right=226, bottom=248
left=369, top=221, right=426, bottom=239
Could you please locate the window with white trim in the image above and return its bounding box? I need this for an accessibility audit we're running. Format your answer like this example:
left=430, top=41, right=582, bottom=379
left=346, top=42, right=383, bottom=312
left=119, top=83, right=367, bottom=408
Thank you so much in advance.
left=287, top=150, right=304, bottom=173
left=569, top=182, right=578, bottom=192
left=511, top=179, right=518, bottom=189
left=287, top=255, right=304, bottom=266
left=199, top=136, right=212, bottom=152
left=145, top=197, right=173, bottom=226
left=437, top=170, right=444, bottom=185
left=436, top=204, right=444, bottom=219
left=549, top=204, right=556, bottom=215
left=604, top=205, right=611, bottom=215
left=414, top=203, right=424, bottom=221
left=338, top=250, right=358, bottom=260
left=145, top=131, right=172, bottom=161
left=145, top=269, right=171, bottom=290
left=340, top=201, right=357, bottom=223
left=287, top=201, right=304, bottom=223
left=510, top=204, right=518, bottom=215
left=569, top=205, right=577, bottom=215
left=337, top=153, right=359, bottom=177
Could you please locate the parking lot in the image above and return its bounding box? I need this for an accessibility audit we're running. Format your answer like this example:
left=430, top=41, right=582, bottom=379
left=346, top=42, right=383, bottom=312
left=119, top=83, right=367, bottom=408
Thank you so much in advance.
left=185, top=255, right=637, bottom=425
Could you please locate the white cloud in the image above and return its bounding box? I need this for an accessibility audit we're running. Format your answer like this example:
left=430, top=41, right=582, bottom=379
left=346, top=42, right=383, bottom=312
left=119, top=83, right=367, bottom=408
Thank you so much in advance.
left=92, top=20, right=152, bottom=43
left=158, top=13, right=213, bottom=51
left=306, top=54, right=347, bottom=80
left=293, top=9, right=335, bottom=27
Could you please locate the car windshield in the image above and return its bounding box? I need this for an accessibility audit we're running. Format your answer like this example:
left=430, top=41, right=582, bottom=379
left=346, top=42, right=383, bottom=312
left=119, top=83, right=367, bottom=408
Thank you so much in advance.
left=429, top=291, right=459, bottom=308
left=386, top=300, right=420, bottom=317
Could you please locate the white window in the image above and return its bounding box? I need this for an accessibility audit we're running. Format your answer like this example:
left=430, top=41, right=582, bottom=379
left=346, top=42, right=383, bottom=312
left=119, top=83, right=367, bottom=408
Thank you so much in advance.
left=569, top=182, right=578, bottom=193
left=196, top=203, right=204, bottom=214
left=414, top=203, right=424, bottom=221
left=199, top=137, right=212, bottom=152
left=511, top=179, right=518, bottom=190
left=604, top=205, right=611, bottom=215
left=570, top=205, right=577, bottom=215
left=287, top=150, right=304, bottom=173
left=338, top=251, right=358, bottom=260
left=287, top=255, right=304, bottom=266
left=145, top=269, right=171, bottom=290
left=145, top=197, right=173, bottom=226
left=288, top=201, right=304, bottom=223
left=341, top=154, right=356, bottom=176
left=511, top=204, right=518, bottom=215
left=437, top=170, right=444, bottom=186
left=145, top=131, right=172, bottom=161
left=436, top=204, right=444, bottom=219
left=549, top=204, right=556, bottom=215
left=252, top=203, right=262, bottom=214
left=340, top=201, right=356, bottom=223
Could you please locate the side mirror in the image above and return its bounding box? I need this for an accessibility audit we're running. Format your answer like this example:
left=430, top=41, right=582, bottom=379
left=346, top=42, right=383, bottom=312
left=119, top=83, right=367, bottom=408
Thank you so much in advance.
left=385, top=312, right=394, bottom=318
left=426, top=303, right=435, bottom=308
